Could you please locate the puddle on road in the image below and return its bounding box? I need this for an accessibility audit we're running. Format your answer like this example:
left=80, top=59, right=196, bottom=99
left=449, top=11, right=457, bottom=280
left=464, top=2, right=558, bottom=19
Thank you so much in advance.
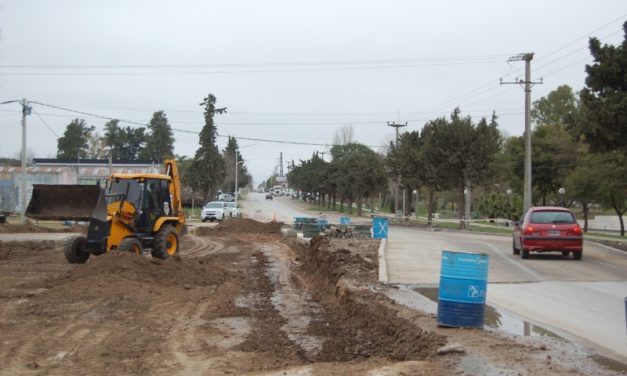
left=412, top=287, right=564, bottom=340
left=260, top=244, right=324, bottom=358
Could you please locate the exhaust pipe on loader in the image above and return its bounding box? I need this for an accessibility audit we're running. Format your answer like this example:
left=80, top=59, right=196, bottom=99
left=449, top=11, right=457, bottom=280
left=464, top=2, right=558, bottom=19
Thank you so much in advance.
left=25, top=184, right=108, bottom=222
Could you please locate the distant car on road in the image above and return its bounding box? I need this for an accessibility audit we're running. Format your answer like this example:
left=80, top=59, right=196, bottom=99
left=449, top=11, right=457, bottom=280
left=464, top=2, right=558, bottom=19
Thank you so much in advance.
left=513, top=206, right=583, bottom=260
left=201, top=201, right=227, bottom=222
left=265, top=193, right=273, bottom=200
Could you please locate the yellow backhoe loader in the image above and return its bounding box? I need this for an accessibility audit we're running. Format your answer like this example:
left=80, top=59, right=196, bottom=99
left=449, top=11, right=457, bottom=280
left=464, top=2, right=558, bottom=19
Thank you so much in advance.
left=25, top=159, right=185, bottom=263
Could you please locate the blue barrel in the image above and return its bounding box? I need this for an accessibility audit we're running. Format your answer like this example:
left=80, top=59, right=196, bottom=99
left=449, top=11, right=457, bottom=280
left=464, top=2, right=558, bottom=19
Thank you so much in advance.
left=437, top=250, right=489, bottom=328
left=372, top=217, right=389, bottom=239
left=340, top=216, right=351, bottom=225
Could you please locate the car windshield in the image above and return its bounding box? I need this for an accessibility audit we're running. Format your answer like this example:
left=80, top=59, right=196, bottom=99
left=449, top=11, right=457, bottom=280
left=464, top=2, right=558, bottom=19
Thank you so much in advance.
left=205, top=202, right=223, bottom=209
left=529, top=211, right=575, bottom=224
left=226, top=203, right=235, bottom=208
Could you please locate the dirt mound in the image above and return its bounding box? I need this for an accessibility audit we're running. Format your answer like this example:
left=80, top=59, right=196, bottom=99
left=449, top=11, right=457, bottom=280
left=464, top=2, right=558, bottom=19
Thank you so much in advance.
left=65, top=252, right=227, bottom=291
left=0, top=222, right=86, bottom=233
left=301, top=236, right=379, bottom=283
left=196, top=218, right=284, bottom=235
left=288, top=236, right=445, bottom=362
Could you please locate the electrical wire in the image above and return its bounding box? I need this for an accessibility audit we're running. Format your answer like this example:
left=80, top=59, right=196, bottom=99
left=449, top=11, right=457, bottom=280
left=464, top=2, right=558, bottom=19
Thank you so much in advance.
left=32, top=108, right=59, bottom=138
left=26, top=101, right=386, bottom=147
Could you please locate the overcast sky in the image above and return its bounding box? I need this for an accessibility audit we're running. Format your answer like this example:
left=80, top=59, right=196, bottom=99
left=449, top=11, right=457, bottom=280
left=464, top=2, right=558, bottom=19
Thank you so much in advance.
left=1, top=1, right=625, bottom=185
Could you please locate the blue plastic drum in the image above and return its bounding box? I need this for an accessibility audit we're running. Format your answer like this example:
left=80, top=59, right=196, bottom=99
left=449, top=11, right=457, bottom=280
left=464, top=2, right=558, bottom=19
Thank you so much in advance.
left=340, top=216, right=351, bottom=225
left=437, top=250, right=489, bottom=328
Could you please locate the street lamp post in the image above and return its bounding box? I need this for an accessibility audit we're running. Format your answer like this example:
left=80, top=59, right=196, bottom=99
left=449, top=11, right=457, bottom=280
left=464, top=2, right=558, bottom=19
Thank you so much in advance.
left=235, top=156, right=245, bottom=218
left=387, top=121, right=407, bottom=215
left=506, top=189, right=513, bottom=220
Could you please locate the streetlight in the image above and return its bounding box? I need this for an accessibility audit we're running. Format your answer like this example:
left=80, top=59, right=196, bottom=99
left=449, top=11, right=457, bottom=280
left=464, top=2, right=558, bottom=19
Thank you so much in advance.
left=387, top=121, right=407, bottom=215
left=506, top=189, right=513, bottom=223
left=463, top=187, right=471, bottom=229
left=234, top=156, right=245, bottom=218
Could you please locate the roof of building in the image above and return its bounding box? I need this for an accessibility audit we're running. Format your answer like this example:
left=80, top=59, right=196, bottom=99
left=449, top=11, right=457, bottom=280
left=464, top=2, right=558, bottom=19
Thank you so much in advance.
left=33, top=158, right=159, bottom=166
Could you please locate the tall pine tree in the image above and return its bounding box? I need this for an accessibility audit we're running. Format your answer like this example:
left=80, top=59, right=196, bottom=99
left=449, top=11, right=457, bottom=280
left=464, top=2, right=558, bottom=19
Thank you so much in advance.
left=190, top=94, right=226, bottom=202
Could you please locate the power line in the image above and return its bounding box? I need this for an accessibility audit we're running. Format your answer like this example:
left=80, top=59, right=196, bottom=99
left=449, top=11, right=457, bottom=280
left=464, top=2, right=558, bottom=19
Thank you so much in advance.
left=25, top=101, right=385, bottom=148
left=2, top=54, right=512, bottom=69
left=409, top=15, right=626, bottom=116
left=32, top=108, right=59, bottom=138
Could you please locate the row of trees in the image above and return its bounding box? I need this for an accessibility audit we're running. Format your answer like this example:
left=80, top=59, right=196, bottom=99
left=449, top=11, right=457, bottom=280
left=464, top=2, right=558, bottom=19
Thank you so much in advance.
left=55, top=96, right=251, bottom=203
left=286, top=23, right=626, bottom=235
left=56, top=110, right=175, bottom=162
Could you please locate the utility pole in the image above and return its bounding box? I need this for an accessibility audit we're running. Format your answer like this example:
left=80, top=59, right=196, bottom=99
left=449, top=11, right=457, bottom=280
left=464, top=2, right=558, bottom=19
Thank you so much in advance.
left=279, top=152, right=283, bottom=177
left=19, top=99, right=31, bottom=223
left=387, top=121, right=407, bottom=215
left=501, top=53, right=542, bottom=215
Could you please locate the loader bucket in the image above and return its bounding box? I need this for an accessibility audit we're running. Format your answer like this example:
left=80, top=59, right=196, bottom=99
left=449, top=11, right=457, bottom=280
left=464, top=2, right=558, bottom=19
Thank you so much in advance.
left=26, top=184, right=107, bottom=222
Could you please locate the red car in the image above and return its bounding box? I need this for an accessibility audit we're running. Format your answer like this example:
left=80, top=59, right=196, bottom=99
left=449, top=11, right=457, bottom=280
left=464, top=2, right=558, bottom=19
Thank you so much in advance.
left=513, top=206, right=583, bottom=260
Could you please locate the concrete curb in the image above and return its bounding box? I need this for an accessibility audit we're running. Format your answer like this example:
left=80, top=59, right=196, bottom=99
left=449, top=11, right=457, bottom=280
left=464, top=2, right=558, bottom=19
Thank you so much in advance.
left=378, top=238, right=388, bottom=284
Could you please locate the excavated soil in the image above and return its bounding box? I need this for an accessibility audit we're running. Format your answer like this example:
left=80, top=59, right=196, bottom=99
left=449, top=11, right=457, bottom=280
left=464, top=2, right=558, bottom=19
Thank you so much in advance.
left=195, top=218, right=284, bottom=236
left=0, top=220, right=623, bottom=375
left=0, top=222, right=86, bottom=233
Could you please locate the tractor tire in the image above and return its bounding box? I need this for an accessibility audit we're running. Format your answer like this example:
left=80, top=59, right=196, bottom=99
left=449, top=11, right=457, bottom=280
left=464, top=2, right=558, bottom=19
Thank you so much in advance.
left=573, top=251, right=583, bottom=261
left=521, top=249, right=530, bottom=259
left=151, top=225, right=179, bottom=260
left=64, top=235, right=90, bottom=264
left=118, top=237, right=143, bottom=255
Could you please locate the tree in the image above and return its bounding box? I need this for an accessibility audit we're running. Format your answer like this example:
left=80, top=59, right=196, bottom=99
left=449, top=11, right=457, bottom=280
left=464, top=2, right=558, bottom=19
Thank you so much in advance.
left=331, top=143, right=387, bottom=216
left=190, top=94, right=226, bottom=202
left=104, top=120, right=147, bottom=160
left=141, top=111, right=175, bottom=162
left=418, top=109, right=502, bottom=222
left=86, top=131, right=108, bottom=159
left=332, top=125, right=355, bottom=145
left=531, top=85, right=578, bottom=127
left=57, top=119, right=95, bottom=159
left=575, top=21, right=627, bottom=153
left=593, top=153, right=627, bottom=236
left=564, top=150, right=599, bottom=232
left=221, top=136, right=249, bottom=193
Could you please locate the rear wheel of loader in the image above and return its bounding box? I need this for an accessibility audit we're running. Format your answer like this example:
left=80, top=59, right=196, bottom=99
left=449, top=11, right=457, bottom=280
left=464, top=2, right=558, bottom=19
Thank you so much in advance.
left=64, top=235, right=90, bottom=264
left=118, top=237, right=143, bottom=255
left=152, top=225, right=179, bottom=260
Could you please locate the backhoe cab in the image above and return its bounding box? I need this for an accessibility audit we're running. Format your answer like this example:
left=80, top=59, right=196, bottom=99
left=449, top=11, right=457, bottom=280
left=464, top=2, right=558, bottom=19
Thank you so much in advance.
left=26, top=159, right=185, bottom=263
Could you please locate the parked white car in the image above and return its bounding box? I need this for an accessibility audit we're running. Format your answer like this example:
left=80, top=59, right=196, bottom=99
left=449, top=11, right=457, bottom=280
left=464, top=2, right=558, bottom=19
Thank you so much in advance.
left=201, top=201, right=227, bottom=222
left=225, top=202, right=241, bottom=218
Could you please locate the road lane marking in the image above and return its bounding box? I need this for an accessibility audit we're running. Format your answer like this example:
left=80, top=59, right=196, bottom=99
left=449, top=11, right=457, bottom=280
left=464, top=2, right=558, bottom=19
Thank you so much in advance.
left=476, top=241, right=545, bottom=282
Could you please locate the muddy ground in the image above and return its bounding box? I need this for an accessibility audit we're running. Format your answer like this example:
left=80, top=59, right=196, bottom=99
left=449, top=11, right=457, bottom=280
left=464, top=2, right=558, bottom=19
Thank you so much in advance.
left=0, top=219, right=623, bottom=375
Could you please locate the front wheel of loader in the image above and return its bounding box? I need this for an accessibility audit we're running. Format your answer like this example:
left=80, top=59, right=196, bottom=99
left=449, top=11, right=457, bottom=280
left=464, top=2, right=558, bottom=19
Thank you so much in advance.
left=118, top=237, right=143, bottom=255
left=64, top=235, right=90, bottom=264
left=151, top=225, right=179, bottom=260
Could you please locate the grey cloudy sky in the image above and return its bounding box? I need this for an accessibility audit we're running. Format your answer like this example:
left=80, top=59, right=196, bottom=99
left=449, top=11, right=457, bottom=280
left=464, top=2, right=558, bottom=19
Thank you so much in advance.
left=1, top=0, right=626, bottom=185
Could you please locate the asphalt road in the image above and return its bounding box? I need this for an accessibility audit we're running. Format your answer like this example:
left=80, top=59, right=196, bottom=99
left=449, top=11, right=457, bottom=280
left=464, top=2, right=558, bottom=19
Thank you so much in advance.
left=244, top=193, right=627, bottom=363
